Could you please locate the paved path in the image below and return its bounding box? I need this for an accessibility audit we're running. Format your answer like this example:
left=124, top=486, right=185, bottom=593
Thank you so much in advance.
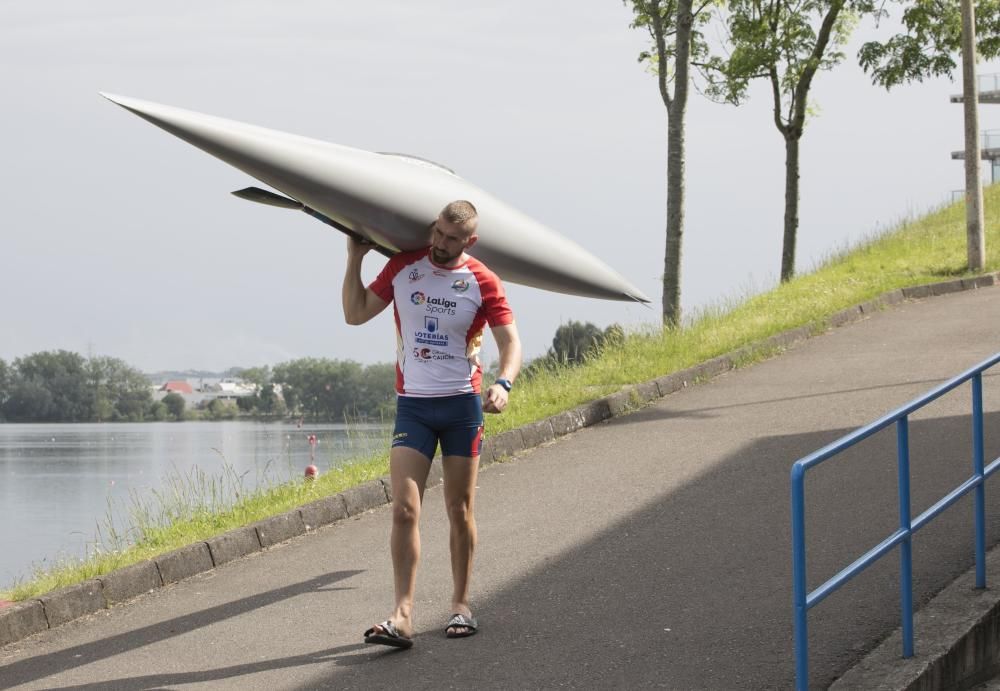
left=2, top=287, right=1000, bottom=690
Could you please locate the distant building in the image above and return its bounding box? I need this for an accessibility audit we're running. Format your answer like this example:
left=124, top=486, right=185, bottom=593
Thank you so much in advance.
left=152, top=378, right=258, bottom=407
left=160, top=381, right=194, bottom=394
left=202, top=379, right=256, bottom=400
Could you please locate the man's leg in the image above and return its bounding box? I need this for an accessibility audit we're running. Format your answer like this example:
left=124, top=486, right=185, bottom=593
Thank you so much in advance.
left=377, top=445, right=431, bottom=638
left=442, top=453, right=479, bottom=634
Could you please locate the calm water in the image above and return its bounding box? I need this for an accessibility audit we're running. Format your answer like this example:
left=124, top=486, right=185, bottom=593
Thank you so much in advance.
left=0, top=421, right=389, bottom=590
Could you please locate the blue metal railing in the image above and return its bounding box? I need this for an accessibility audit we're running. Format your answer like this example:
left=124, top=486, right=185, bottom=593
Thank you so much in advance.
left=791, top=352, right=1000, bottom=691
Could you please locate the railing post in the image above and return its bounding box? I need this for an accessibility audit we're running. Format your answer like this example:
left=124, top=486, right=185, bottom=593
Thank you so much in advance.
left=896, top=417, right=914, bottom=658
left=791, top=464, right=809, bottom=691
left=973, top=373, right=986, bottom=589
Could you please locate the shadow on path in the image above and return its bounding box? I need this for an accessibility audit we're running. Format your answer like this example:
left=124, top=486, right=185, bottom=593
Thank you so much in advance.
left=0, top=570, right=362, bottom=689
left=302, top=412, right=1000, bottom=689
left=608, top=371, right=1000, bottom=426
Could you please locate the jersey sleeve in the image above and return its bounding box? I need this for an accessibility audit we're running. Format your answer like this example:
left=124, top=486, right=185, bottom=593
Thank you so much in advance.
left=473, top=264, right=514, bottom=327
left=367, top=250, right=423, bottom=302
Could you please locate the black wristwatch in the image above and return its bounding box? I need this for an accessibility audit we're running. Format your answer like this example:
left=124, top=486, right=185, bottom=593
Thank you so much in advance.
left=494, top=378, right=513, bottom=392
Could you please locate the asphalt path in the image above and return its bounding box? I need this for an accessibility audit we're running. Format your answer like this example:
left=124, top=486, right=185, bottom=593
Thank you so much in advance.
left=2, top=287, right=1000, bottom=690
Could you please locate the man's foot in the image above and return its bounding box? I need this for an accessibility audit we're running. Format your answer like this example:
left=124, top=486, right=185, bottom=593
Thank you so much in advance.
left=445, top=612, right=478, bottom=638
left=364, top=620, right=413, bottom=649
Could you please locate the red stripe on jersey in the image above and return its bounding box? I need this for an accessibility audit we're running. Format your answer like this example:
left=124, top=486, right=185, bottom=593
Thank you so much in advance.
left=368, top=249, right=427, bottom=302
left=466, top=258, right=513, bottom=327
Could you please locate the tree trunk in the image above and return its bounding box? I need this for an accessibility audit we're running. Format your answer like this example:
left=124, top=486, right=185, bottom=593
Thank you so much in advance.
left=781, top=133, right=800, bottom=282
left=664, top=98, right=686, bottom=327
left=662, top=0, right=694, bottom=327
left=961, top=0, right=985, bottom=271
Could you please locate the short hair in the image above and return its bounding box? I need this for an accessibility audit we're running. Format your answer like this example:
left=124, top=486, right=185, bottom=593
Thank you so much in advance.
left=440, top=200, right=478, bottom=226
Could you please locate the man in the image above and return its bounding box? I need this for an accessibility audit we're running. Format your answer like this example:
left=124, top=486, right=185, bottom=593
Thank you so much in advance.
left=343, top=200, right=522, bottom=649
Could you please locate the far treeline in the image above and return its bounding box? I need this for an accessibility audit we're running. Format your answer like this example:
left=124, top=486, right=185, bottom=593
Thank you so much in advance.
left=0, top=350, right=395, bottom=423
left=0, top=322, right=618, bottom=423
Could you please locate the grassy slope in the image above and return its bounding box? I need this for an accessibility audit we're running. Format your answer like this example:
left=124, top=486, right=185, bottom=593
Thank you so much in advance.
left=4, top=188, right=999, bottom=602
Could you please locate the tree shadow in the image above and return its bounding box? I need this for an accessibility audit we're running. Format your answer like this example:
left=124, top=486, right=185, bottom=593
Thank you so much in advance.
left=0, top=570, right=362, bottom=689
left=606, top=371, right=1000, bottom=427
left=299, top=411, right=1000, bottom=689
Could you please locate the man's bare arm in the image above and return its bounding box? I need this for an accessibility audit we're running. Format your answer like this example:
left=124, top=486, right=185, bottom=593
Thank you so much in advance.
left=484, top=322, right=522, bottom=414
left=342, top=238, right=389, bottom=325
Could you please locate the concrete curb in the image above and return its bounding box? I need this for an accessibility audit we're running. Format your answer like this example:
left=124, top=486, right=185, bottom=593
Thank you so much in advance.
left=1, top=273, right=996, bottom=650
left=830, top=543, right=1000, bottom=690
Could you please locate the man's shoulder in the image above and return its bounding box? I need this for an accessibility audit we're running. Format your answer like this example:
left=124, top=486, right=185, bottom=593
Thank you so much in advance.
left=464, top=255, right=503, bottom=284
left=391, top=247, right=430, bottom=266
left=380, top=248, right=430, bottom=276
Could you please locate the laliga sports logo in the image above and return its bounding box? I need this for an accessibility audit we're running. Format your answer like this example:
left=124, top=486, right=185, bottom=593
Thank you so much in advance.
left=410, top=291, right=426, bottom=305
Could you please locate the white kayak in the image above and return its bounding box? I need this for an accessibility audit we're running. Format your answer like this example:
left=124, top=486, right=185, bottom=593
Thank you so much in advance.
left=101, top=93, right=650, bottom=303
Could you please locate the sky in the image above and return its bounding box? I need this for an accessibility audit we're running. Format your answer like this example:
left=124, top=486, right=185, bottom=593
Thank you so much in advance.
left=2, top=1, right=997, bottom=374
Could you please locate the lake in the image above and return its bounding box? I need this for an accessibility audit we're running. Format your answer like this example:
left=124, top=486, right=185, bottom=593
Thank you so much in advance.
left=0, top=421, right=389, bottom=590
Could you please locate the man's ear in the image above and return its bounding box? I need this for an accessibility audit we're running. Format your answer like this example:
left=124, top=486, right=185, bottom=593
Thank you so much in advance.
left=465, top=234, right=479, bottom=250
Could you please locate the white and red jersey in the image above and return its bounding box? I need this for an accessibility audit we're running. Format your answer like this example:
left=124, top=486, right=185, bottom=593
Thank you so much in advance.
left=368, top=248, right=514, bottom=397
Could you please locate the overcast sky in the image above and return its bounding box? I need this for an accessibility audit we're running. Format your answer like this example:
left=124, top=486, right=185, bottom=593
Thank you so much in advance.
left=2, top=2, right=996, bottom=373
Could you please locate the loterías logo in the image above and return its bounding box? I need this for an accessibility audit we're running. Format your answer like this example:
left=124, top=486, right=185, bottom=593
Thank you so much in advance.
left=451, top=279, right=470, bottom=293
left=410, top=291, right=426, bottom=305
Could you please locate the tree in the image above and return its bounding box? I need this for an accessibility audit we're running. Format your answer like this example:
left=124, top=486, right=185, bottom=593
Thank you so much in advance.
left=858, top=1, right=1000, bottom=86
left=162, top=392, right=186, bottom=421
left=87, top=355, right=153, bottom=422
left=148, top=400, right=169, bottom=421
left=548, top=321, right=624, bottom=364
left=3, top=379, right=54, bottom=422
left=859, top=0, right=1000, bottom=271
left=356, top=363, right=396, bottom=419
left=0, top=349, right=153, bottom=422
left=709, top=0, right=880, bottom=282
left=272, top=357, right=393, bottom=420
left=12, top=350, right=91, bottom=421
left=238, top=365, right=271, bottom=389
left=626, top=0, right=716, bottom=326
left=0, top=358, right=9, bottom=421
left=206, top=398, right=238, bottom=420
left=255, top=383, right=284, bottom=416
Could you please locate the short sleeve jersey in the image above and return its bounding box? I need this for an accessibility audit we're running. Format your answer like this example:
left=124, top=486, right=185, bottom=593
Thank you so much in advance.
left=368, top=248, right=514, bottom=397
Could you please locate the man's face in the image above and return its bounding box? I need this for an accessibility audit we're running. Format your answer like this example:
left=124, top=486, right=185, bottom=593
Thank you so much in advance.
left=429, top=215, right=477, bottom=266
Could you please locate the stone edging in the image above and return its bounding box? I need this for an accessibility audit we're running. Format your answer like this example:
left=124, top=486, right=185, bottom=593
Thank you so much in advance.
left=1, top=273, right=997, bottom=649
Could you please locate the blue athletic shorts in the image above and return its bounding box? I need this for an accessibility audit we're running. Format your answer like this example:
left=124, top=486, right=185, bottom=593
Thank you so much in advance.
left=392, top=393, right=484, bottom=461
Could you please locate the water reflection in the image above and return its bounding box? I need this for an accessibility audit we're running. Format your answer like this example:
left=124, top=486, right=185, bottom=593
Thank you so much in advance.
left=0, top=421, right=388, bottom=589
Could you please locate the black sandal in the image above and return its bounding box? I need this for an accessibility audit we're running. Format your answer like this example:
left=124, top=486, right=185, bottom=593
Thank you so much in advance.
left=364, top=620, right=413, bottom=649
left=445, top=613, right=479, bottom=638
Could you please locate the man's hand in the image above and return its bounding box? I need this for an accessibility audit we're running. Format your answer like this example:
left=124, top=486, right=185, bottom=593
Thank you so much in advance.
left=483, top=383, right=509, bottom=414
left=347, top=235, right=375, bottom=259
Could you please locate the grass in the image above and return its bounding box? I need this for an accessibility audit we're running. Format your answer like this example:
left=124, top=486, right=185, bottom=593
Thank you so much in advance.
left=4, top=187, right=999, bottom=602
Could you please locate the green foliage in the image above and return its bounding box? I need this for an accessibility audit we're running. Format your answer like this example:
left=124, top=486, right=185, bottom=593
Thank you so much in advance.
left=548, top=321, right=624, bottom=365
left=271, top=358, right=394, bottom=421
left=707, top=0, right=879, bottom=118
left=148, top=401, right=169, bottom=421
left=205, top=398, right=238, bottom=420
left=237, top=365, right=271, bottom=388
left=0, top=351, right=153, bottom=422
left=520, top=321, right=627, bottom=379
left=10, top=350, right=91, bottom=422
left=625, top=0, right=716, bottom=87
left=0, top=358, right=8, bottom=420
left=161, top=392, right=186, bottom=421
left=859, top=1, right=1000, bottom=88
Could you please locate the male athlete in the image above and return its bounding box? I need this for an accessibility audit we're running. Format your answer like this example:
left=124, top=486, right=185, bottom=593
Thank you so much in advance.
left=343, top=200, right=522, bottom=648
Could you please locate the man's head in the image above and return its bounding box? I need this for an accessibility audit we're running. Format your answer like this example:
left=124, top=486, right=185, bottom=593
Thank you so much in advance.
left=429, top=200, right=478, bottom=267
